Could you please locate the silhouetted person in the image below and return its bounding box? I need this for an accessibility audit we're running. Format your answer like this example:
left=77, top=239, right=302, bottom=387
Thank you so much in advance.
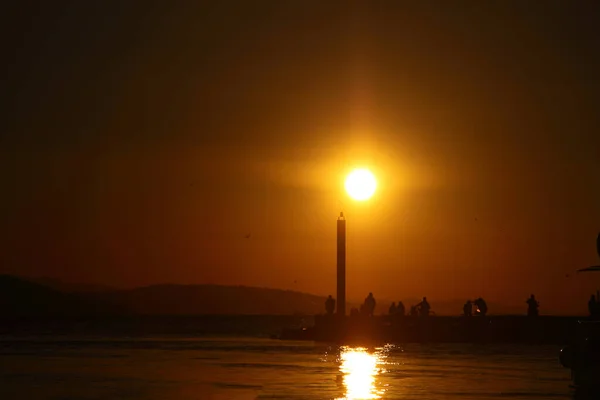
left=474, top=298, right=488, bottom=316
left=589, top=295, right=598, bottom=317
left=325, top=295, right=335, bottom=316
left=396, top=301, right=405, bottom=316
left=364, top=292, right=376, bottom=317
left=389, top=302, right=397, bottom=315
left=463, top=300, right=472, bottom=317
left=417, top=297, right=430, bottom=317
left=526, top=294, right=539, bottom=317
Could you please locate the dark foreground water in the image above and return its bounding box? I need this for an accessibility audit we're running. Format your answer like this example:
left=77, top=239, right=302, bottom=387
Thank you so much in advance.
left=0, top=337, right=574, bottom=399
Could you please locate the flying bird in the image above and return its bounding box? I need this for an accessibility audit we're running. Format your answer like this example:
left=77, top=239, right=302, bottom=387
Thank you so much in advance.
left=244, top=234, right=251, bottom=239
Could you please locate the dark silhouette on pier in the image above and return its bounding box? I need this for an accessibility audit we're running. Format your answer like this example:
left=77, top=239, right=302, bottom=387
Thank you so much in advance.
left=396, top=301, right=405, bottom=316
left=463, top=300, right=472, bottom=317
left=415, top=297, right=431, bottom=317
left=325, top=295, right=335, bottom=316
left=363, top=293, right=376, bottom=317
left=474, top=298, right=488, bottom=316
left=527, top=294, right=540, bottom=317
left=388, top=302, right=397, bottom=315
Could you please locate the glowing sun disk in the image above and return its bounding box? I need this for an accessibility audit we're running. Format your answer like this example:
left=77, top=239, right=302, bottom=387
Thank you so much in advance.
left=345, top=168, right=377, bottom=201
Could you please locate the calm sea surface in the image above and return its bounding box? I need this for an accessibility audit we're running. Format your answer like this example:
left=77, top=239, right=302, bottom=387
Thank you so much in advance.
left=0, top=337, right=574, bottom=399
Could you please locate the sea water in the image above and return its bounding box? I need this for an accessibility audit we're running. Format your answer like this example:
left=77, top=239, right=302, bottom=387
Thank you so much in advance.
left=0, top=337, right=573, bottom=399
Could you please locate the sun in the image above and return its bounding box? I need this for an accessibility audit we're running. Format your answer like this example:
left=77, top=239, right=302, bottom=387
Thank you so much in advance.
left=345, top=168, right=377, bottom=201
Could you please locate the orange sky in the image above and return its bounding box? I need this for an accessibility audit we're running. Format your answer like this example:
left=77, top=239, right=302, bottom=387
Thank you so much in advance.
left=2, top=2, right=600, bottom=314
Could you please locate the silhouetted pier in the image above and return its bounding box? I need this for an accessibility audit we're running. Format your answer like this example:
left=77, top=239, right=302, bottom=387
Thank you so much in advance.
left=279, top=217, right=600, bottom=346
left=280, top=314, right=590, bottom=345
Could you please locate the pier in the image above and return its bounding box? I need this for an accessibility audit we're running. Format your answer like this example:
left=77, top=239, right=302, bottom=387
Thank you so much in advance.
left=279, top=213, right=600, bottom=346
left=281, top=314, right=589, bottom=345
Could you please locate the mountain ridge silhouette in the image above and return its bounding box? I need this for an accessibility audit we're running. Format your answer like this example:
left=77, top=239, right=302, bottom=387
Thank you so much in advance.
left=0, top=274, right=541, bottom=316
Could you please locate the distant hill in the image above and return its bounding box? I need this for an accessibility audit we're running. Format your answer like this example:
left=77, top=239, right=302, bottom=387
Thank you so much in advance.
left=2, top=275, right=529, bottom=316
left=2, top=276, right=336, bottom=316
left=98, top=284, right=332, bottom=315
left=0, top=275, right=119, bottom=317
left=26, top=276, right=115, bottom=293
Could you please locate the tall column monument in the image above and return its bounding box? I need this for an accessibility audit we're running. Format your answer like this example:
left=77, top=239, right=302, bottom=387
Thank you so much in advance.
left=336, top=212, right=346, bottom=316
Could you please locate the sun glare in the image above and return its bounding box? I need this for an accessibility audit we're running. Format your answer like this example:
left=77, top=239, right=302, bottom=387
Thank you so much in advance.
left=336, top=347, right=384, bottom=400
left=345, top=168, right=377, bottom=201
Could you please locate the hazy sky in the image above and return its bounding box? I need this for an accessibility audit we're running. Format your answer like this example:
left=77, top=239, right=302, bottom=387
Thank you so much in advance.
left=2, top=2, right=600, bottom=313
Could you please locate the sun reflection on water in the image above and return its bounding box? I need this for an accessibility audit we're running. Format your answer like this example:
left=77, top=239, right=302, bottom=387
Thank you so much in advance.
left=336, top=346, right=386, bottom=400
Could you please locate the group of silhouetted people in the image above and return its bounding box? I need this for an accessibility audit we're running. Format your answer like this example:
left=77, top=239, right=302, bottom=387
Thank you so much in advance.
left=347, top=292, right=379, bottom=317
left=388, top=301, right=405, bottom=316
left=325, top=292, right=380, bottom=317
left=390, top=296, right=431, bottom=317
left=390, top=298, right=431, bottom=317
left=463, top=295, right=539, bottom=317
left=389, top=297, right=432, bottom=317
left=325, top=293, right=542, bottom=317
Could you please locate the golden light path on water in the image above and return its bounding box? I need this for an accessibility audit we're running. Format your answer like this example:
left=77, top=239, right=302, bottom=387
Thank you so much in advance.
left=335, top=346, right=391, bottom=400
